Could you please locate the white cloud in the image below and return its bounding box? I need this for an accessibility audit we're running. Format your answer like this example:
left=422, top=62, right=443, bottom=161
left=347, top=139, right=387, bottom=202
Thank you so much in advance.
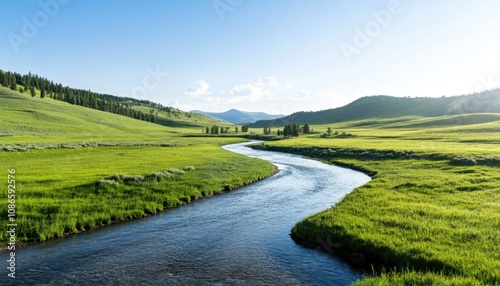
left=185, top=79, right=210, bottom=98
left=224, top=76, right=292, bottom=103
left=228, top=83, right=270, bottom=103
left=257, top=76, right=278, bottom=87
left=174, top=76, right=298, bottom=112
left=278, top=83, right=292, bottom=90
left=294, top=90, right=311, bottom=101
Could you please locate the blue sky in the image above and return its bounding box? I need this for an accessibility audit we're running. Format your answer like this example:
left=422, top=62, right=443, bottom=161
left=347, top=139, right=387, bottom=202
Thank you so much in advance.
left=1, top=0, right=500, bottom=114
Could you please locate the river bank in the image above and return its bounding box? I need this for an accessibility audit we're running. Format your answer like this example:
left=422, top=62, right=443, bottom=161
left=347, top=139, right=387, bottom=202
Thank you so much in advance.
left=253, top=142, right=500, bottom=285
left=0, top=141, right=371, bottom=285
left=0, top=143, right=276, bottom=248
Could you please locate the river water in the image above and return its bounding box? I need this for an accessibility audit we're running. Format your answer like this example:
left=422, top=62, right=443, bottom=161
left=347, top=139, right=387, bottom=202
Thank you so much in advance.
left=1, top=141, right=370, bottom=286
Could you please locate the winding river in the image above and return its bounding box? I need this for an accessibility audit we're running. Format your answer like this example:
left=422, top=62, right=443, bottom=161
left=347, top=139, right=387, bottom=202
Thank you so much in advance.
left=1, top=141, right=370, bottom=285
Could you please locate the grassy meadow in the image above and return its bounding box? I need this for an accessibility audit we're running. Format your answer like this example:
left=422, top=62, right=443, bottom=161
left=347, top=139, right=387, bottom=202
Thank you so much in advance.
left=254, top=117, right=500, bottom=285
left=0, top=86, right=275, bottom=245
left=2, top=83, right=500, bottom=285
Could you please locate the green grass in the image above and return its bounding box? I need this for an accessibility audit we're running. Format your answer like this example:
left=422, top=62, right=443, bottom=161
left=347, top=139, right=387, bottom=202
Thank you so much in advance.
left=267, top=118, right=500, bottom=156
left=0, top=86, right=173, bottom=139
left=3, top=82, right=500, bottom=284
left=356, top=270, right=484, bottom=286
left=257, top=118, right=500, bottom=285
left=0, top=86, right=275, bottom=245
left=0, top=144, right=275, bottom=244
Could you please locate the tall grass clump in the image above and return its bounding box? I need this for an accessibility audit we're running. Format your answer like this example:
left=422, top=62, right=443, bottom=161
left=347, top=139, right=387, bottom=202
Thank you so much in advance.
left=145, top=171, right=173, bottom=181
left=122, top=175, right=144, bottom=184
left=95, top=179, right=120, bottom=187
left=183, top=165, right=195, bottom=171
left=164, top=168, right=185, bottom=175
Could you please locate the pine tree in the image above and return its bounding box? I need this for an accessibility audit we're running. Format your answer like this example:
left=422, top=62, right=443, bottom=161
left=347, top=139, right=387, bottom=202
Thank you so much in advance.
left=30, top=86, right=36, bottom=97
left=41, top=89, right=46, bottom=99
left=292, top=124, right=299, bottom=136
left=0, top=71, right=6, bottom=87
left=303, top=123, right=310, bottom=134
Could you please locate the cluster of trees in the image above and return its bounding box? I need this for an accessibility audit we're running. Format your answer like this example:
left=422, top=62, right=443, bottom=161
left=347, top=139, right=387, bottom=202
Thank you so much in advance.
left=205, top=125, right=234, bottom=134
left=0, top=69, right=155, bottom=123
left=282, top=123, right=300, bottom=136
left=274, top=123, right=311, bottom=137
left=263, top=127, right=272, bottom=135
left=203, top=125, right=253, bottom=135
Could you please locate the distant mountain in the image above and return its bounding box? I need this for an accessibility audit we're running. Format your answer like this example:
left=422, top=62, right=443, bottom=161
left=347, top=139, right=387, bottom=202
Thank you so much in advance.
left=250, top=89, right=500, bottom=127
left=191, top=109, right=285, bottom=124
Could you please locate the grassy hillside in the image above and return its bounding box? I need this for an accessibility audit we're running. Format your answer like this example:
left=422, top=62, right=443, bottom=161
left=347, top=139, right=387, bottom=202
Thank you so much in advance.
left=0, top=86, right=275, bottom=245
left=0, top=86, right=236, bottom=145
left=250, top=89, right=500, bottom=127
left=1, top=69, right=225, bottom=129
left=131, top=104, right=228, bottom=129
left=0, top=86, right=173, bottom=139
left=251, top=117, right=500, bottom=285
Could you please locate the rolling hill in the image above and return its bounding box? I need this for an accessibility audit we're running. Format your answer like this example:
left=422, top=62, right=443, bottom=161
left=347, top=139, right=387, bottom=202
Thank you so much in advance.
left=0, top=86, right=176, bottom=140
left=250, top=89, right=500, bottom=127
left=0, top=69, right=222, bottom=130
left=0, top=85, right=229, bottom=143
left=192, top=109, right=284, bottom=124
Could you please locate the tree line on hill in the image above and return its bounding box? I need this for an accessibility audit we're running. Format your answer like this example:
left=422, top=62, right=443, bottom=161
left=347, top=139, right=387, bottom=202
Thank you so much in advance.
left=0, top=69, right=155, bottom=123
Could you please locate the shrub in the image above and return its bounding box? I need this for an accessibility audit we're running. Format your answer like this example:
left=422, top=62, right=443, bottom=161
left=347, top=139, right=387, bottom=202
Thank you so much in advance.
left=474, top=155, right=500, bottom=166
left=122, top=175, right=144, bottom=184
left=105, top=174, right=127, bottom=182
left=96, top=179, right=120, bottom=187
left=145, top=172, right=173, bottom=181
left=164, top=168, right=185, bottom=175
left=450, top=156, right=477, bottom=166
left=183, top=165, right=195, bottom=171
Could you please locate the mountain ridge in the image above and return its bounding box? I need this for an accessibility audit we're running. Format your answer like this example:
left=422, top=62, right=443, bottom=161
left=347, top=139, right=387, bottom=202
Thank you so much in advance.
left=250, top=90, right=500, bottom=127
left=191, top=109, right=284, bottom=124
